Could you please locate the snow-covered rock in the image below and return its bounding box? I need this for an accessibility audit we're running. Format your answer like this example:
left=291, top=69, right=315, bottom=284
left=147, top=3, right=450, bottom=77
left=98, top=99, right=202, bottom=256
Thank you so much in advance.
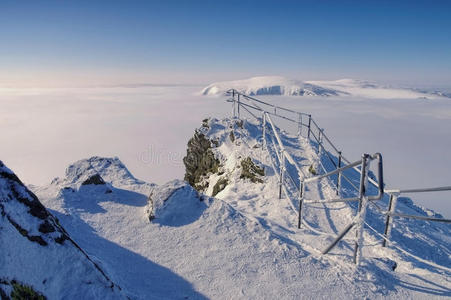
left=202, top=76, right=449, bottom=99
left=46, top=156, right=154, bottom=197
left=0, top=160, right=125, bottom=299
left=145, top=179, right=204, bottom=226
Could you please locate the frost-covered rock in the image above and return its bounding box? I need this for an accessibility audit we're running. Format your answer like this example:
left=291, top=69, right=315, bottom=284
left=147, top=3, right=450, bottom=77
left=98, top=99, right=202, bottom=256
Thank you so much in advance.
left=184, top=118, right=267, bottom=198
left=146, top=180, right=205, bottom=226
left=183, top=128, right=220, bottom=191
left=0, top=160, right=125, bottom=299
left=46, top=156, right=154, bottom=196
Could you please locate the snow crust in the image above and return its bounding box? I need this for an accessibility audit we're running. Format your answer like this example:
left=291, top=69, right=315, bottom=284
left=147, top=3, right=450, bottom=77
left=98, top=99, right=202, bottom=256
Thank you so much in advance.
left=202, top=76, right=449, bottom=99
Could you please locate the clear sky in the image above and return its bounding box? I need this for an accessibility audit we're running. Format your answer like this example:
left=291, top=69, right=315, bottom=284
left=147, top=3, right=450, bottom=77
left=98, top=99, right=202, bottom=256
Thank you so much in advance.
left=1, top=0, right=451, bottom=87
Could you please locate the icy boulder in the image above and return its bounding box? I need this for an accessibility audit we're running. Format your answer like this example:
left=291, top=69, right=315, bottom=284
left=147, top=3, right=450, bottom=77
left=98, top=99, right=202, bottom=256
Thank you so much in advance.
left=0, top=160, right=125, bottom=299
left=146, top=180, right=206, bottom=226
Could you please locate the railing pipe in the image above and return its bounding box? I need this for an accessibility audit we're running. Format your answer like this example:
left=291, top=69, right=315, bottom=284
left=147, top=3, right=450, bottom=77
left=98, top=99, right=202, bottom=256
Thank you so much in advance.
left=298, top=113, right=302, bottom=137
left=322, top=222, right=356, bottom=255
left=353, top=154, right=370, bottom=265
left=387, top=212, right=451, bottom=223
left=318, top=128, right=323, bottom=154
left=265, top=112, right=306, bottom=179
left=298, top=180, right=305, bottom=229
left=262, top=112, right=266, bottom=149
left=232, top=90, right=236, bottom=118
left=336, top=151, right=342, bottom=195
left=279, top=150, right=285, bottom=199
left=304, top=159, right=362, bottom=184
left=237, top=94, right=240, bottom=118
left=382, top=194, right=398, bottom=247
left=385, top=186, right=451, bottom=194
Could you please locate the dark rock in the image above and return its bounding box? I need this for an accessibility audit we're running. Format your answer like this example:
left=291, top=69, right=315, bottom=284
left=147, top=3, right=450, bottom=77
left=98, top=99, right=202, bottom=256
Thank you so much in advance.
left=38, top=220, right=56, bottom=234
left=240, top=157, right=264, bottom=183
left=81, top=174, right=105, bottom=186
left=212, top=178, right=228, bottom=197
left=229, top=131, right=235, bottom=142
left=54, top=234, right=68, bottom=244
left=183, top=130, right=220, bottom=191
left=62, top=187, right=75, bottom=193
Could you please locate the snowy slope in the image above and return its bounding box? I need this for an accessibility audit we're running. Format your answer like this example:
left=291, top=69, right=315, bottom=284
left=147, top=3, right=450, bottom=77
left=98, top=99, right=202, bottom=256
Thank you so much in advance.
left=32, top=119, right=451, bottom=299
left=0, top=161, right=125, bottom=299
left=202, top=76, right=449, bottom=99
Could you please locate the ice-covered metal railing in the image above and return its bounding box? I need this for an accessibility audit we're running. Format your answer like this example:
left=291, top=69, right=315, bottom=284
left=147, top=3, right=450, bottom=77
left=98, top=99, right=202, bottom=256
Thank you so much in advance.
left=226, top=89, right=381, bottom=192
left=299, top=153, right=383, bottom=265
left=381, top=186, right=451, bottom=248
left=225, top=88, right=451, bottom=266
left=264, top=112, right=307, bottom=199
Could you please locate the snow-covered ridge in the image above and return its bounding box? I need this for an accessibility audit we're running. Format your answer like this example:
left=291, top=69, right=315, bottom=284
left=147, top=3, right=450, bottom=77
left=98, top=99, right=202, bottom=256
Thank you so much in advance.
left=0, top=160, right=125, bottom=299
left=202, top=76, right=450, bottom=99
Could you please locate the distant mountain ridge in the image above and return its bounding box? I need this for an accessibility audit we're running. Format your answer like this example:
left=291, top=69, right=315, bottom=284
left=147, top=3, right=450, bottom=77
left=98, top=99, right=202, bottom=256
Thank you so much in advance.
left=201, top=76, right=450, bottom=99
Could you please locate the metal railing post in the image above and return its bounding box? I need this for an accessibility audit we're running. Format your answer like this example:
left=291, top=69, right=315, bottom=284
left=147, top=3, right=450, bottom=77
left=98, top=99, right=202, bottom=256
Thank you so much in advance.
left=262, top=112, right=266, bottom=149
left=237, top=94, right=240, bottom=118
left=336, top=151, right=342, bottom=195
left=353, top=154, right=370, bottom=265
left=382, top=193, right=398, bottom=247
left=298, top=113, right=302, bottom=137
left=298, top=180, right=305, bottom=228
left=279, top=150, right=285, bottom=199
left=232, top=90, right=236, bottom=118
left=318, top=128, right=323, bottom=154
left=307, top=115, right=312, bottom=139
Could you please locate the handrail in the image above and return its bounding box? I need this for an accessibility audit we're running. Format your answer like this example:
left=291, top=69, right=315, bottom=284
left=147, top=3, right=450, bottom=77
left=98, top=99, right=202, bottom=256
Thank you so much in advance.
left=226, top=89, right=311, bottom=117
left=228, top=88, right=382, bottom=191
left=381, top=186, right=451, bottom=247
left=385, top=186, right=451, bottom=194
left=265, top=112, right=306, bottom=179
left=226, top=88, right=450, bottom=266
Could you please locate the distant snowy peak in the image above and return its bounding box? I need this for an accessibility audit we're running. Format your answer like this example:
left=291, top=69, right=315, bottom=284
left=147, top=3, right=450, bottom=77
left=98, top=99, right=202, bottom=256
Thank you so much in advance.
left=202, top=76, right=449, bottom=99
left=202, top=76, right=342, bottom=97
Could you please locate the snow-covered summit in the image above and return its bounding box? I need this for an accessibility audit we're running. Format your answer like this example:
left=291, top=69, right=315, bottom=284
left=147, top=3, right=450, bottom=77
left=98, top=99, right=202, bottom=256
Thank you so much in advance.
left=202, top=76, right=449, bottom=99
left=51, top=156, right=154, bottom=192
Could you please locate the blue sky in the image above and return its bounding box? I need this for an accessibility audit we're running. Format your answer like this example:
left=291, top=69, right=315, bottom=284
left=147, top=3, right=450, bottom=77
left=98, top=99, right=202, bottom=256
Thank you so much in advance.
left=1, top=0, right=451, bottom=87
